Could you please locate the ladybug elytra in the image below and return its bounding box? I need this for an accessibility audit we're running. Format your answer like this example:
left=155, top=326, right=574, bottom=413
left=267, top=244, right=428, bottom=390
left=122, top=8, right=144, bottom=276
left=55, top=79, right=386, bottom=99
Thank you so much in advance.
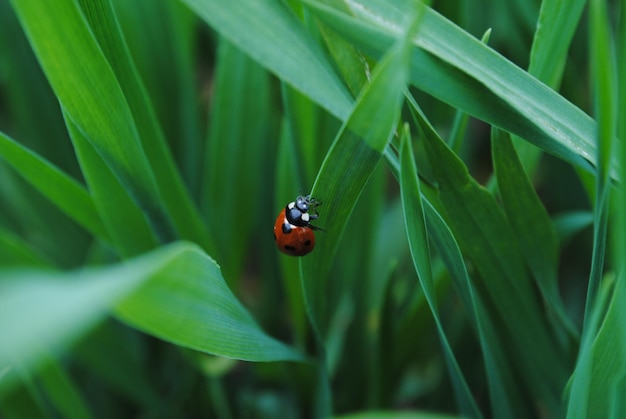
left=273, top=195, right=322, bottom=256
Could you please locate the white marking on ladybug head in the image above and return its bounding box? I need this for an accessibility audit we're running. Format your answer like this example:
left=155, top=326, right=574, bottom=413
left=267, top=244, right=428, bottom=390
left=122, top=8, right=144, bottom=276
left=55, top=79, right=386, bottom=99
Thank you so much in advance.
left=302, top=213, right=310, bottom=222
left=288, top=202, right=296, bottom=209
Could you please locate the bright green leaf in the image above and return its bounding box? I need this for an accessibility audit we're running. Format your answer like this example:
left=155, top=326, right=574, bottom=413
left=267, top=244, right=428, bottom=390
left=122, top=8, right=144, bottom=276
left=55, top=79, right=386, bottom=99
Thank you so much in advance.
left=0, top=241, right=305, bottom=393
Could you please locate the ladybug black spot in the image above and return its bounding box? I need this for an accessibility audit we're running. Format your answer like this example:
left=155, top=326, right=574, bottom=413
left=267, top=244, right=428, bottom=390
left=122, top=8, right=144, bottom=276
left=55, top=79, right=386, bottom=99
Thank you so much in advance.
left=284, top=245, right=296, bottom=252
left=282, top=223, right=292, bottom=234
left=304, top=240, right=311, bottom=246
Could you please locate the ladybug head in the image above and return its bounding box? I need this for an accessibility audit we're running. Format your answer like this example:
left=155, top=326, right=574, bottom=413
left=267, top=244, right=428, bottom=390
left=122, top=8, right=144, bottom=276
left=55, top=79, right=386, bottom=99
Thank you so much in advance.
left=295, top=195, right=315, bottom=212
left=286, top=195, right=320, bottom=227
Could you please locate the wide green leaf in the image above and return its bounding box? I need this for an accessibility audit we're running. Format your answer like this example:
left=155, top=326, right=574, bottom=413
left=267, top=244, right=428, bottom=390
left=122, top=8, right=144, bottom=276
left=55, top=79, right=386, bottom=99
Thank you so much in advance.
left=0, top=241, right=305, bottom=392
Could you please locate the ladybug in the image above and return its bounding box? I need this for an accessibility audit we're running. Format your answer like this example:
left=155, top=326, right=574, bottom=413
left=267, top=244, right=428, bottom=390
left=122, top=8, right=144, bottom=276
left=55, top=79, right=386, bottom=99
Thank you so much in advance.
left=274, top=195, right=322, bottom=256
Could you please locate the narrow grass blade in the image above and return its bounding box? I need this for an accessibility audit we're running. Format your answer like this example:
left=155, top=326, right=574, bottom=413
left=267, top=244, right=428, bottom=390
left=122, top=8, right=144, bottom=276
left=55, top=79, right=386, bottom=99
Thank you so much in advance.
left=513, top=0, right=586, bottom=172
left=567, top=275, right=626, bottom=417
left=201, top=39, right=274, bottom=282
left=180, top=0, right=353, bottom=120
left=0, top=228, right=52, bottom=268
left=411, top=97, right=567, bottom=413
left=583, top=0, right=617, bottom=327
left=0, top=242, right=305, bottom=392
left=112, top=0, right=203, bottom=191
left=423, top=200, right=525, bottom=418
left=553, top=211, right=594, bottom=246
left=300, top=14, right=414, bottom=339
left=66, top=116, right=157, bottom=258
left=34, top=354, right=94, bottom=419
left=567, top=2, right=621, bottom=416
left=307, top=0, right=609, bottom=178
left=492, top=129, right=578, bottom=338
left=381, top=128, right=526, bottom=417
left=77, top=0, right=213, bottom=252
left=399, top=126, right=481, bottom=418
left=0, top=132, right=108, bottom=241
left=529, top=0, right=586, bottom=90
left=8, top=0, right=175, bottom=243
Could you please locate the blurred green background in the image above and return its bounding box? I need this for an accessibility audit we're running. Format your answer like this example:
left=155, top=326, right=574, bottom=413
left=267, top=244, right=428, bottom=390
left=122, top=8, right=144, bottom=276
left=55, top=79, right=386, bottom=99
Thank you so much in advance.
left=1, top=0, right=624, bottom=418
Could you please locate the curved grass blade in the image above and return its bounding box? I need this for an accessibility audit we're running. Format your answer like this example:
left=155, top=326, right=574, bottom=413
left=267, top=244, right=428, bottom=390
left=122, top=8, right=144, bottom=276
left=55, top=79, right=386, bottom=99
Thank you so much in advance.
left=583, top=0, right=617, bottom=327
left=300, top=14, right=415, bottom=339
left=0, top=227, right=53, bottom=268
left=409, top=96, right=567, bottom=413
left=513, top=0, right=586, bottom=172
left=201, top=39, right=274, bottom=282
left=422, top=200, right=526, bottom=418
left=553, top=211, right=594, bottom=246
left=180, top=0, right=353, bottom=121
left=65, top=116, right=157, bottom=258
left=385, top=141, right=527, bottom=417
left=306, top=0, right=609, bottom=178
left=399, top=126, right=481, bottom=418
left=528, top=0, right=586, bottom=88
left=0, top=132, right=108, bottom=242
left=32, top=354, right=94, bottom=419
left=0, top=242, right=305, bottom=392
left=492, top=129, right=578, bottom=339
left=77, top=0, right=213, bottom=252
left=567, top=275, right=626, bottom=418
left=8, top=0, right=175, bottom=243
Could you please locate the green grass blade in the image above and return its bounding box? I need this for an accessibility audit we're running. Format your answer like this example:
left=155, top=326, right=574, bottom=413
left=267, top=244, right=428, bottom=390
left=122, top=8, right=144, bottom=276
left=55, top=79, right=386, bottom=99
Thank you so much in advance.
left=553, top=211, right=594, bottom=246
left=201, top=39, right=275, bottom=282
left=307, top=0, right=607, bottom=178
left=410, top=97, right=567, bottom=413
left=114, top=244, right=305, bottom=363
left=0, top=132, right=108, bottom=241
left=492, top=129, right=578, bottom=338
left=112, top=0, right=203, bottom=191
left=35, top=354, right=94, bottom=419
left=567, top=2, right=620, bottom=416
left=529, top=0, right=586, bottom=90
left=66, top=116, right=157, bottom=257
left=567, top=275, right=626, bottom=417
left=0, top=242, right=305, bottom=391
left=8, top=0, right=175, bottom=243
left=382, top=121, right=527, bottom=417
left=180, top=0, right=353, bottom=120
left=399, top=126, right=481, bottom=418
left=584, top=0, right=616, bottom=326
left=300, top=16, right=413, bottom=339
left=512, top=0, right=586, bottom=172
left=422, top=200, right=525, bottom=418
left=0, top=227, right=52, bottom=268
left=77, top=0, right=213, bottom=252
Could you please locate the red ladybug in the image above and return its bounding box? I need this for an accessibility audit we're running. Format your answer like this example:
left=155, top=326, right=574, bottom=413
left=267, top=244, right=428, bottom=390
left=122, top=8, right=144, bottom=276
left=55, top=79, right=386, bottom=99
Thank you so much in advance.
left=274, top=195, right=322, bottom=256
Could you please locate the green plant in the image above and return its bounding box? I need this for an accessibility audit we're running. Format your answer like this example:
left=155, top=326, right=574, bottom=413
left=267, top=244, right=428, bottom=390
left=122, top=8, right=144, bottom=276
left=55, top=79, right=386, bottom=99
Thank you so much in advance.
left=0, top=0, right=624, bottom=417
